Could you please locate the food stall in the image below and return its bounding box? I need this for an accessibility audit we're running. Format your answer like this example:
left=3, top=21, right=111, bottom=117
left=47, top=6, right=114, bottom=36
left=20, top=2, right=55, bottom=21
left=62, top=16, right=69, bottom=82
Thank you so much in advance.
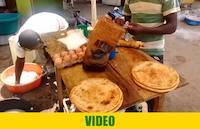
left=41, top=19, right=187, bottom=112
left=0, top=1, right=188, bottom=112
left=1, top=20, right=187, bottom=112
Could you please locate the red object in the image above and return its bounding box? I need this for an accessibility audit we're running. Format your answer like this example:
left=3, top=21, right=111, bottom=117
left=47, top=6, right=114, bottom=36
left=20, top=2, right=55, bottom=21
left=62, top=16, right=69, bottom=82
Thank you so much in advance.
left=1, top=63, right=43, bottom=93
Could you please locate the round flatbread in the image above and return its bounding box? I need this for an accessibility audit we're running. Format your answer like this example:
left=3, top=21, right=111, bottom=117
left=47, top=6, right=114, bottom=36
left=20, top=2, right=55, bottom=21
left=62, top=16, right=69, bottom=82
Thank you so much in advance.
left=70, top=78, right=123, bottom=112
left=133, top=76, right=179, bottom=93
left=132, top=61, right=180, bottom=91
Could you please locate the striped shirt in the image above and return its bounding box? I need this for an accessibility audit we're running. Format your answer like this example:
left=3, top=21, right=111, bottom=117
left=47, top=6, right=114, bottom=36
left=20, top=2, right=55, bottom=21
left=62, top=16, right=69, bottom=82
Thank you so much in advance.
left=124, top=0, right=180, bottom=56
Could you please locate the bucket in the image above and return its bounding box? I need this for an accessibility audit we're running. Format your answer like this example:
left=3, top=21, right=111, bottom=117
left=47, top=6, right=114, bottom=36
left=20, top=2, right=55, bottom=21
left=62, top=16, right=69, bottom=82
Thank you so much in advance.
left=1, top=63, right=43, bottom=93
left=0, top=35, right=11, bottom=45
left=0, top=13, right=20, bottom=35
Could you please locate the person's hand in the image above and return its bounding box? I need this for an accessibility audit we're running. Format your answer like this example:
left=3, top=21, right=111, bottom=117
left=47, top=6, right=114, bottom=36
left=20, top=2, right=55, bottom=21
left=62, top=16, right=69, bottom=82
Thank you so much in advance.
left=114, top=18, right=125, bottom=26
left=127, top=23, right=145, bottom=35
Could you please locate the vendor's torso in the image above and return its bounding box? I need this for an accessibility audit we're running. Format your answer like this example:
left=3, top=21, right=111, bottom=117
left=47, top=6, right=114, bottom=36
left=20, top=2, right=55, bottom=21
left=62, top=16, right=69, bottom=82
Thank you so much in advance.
left=127, top=0, right=165, bottom=56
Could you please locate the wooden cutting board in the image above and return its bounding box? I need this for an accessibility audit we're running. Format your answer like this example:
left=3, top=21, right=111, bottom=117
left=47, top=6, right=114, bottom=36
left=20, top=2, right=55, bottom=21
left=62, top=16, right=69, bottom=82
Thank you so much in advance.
left=60, top=47, right=188, bottom=109
left=108, top=47, right=188, bottom=101
left=60, top=62, right=143, bottom=110
left=43, top=31, right=188, bottom=110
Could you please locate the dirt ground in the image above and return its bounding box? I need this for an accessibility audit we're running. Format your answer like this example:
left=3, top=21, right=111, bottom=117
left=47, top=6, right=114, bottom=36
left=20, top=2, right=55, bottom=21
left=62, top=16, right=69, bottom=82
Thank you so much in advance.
left=163, top=16, right=200, bottom=111
left=0, top=2, right=200, bottom=111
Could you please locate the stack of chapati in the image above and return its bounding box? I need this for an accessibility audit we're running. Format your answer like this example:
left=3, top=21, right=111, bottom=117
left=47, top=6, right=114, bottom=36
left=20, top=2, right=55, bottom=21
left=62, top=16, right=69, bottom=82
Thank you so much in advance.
left=132, top=61, right=180, bottom=93
left=70, top=78, right=123, bottom=112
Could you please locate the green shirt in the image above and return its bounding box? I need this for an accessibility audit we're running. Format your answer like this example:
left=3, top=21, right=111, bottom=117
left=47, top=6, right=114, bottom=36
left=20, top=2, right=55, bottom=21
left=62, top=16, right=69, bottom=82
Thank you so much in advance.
left=124, top=0, right=180, bottom=56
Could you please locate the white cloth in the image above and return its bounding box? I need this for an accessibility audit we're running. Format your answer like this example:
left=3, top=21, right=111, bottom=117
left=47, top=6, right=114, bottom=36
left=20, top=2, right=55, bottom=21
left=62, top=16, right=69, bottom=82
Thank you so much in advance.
left=58, top=29, right=88, bottom=50
left=16, top=12, right=69, bottom=58
left=16, top=43, right=25, bottom=58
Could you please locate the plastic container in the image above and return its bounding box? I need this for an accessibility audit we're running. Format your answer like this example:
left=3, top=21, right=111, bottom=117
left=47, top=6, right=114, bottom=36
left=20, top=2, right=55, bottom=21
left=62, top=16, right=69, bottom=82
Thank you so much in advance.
left=109, top=49, right=117, bottom=60
left=0, top=35, right=11, bottom=45
left=1, top=63, right=43, bottom=94
left=0, top=13, right=20, bottom=35
left=185, top=16, right=200, bottom=26
left=77, top=24, right=89, bottom=38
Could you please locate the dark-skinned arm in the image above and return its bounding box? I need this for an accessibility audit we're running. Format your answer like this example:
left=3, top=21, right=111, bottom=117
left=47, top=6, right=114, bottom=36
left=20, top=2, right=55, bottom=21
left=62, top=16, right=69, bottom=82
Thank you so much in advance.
left=127, top=13, right=178, bottom=35
left=15, top=57, right=25, bottom=84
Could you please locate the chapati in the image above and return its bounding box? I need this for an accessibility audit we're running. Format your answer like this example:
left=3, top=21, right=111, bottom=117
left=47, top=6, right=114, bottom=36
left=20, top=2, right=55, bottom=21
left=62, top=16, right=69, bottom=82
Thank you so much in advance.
left=132, top=61, right=180, bottom=92
left=70, top=78, right=123, bottom=112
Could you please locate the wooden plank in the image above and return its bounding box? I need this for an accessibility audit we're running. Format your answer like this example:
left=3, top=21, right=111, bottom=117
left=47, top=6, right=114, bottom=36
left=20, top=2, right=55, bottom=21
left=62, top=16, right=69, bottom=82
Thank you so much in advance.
left=55, top=67, right=64, bottom=110
left=109, top=47, right=188, bottom=101
left=43, top=31, right=188, bottom=110
left=41, top=31, right=68, bottom=57
left=106, top=64, right=143, bottom=109
left=60, top=63, right=143, bottom=110
left=152, top=95, right=165, bottom=112
left=109, top=47, right=158, bottom=101
left=60, top=47, right=188, bottom=110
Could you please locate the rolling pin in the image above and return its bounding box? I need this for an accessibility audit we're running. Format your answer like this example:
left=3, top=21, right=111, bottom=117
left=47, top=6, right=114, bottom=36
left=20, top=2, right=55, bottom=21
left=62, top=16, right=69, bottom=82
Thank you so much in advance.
left=117, top=39, right=144, bottom=49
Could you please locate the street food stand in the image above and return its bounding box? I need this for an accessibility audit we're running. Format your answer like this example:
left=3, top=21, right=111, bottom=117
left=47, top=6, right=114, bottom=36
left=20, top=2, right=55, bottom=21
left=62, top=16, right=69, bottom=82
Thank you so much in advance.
left=1, top=0, right=188, bottom=112
left=42, top=30, right=188, bottom=112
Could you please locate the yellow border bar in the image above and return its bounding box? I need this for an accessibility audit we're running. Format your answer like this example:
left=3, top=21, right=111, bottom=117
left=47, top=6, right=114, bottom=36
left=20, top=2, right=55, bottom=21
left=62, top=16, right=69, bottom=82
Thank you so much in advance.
left=0, top=113, right=200, bottom=129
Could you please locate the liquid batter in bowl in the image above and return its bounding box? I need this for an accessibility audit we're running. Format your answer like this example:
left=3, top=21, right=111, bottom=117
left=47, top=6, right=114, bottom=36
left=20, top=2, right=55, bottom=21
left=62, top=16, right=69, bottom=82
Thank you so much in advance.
left=4, top=71, right=38, bottom=85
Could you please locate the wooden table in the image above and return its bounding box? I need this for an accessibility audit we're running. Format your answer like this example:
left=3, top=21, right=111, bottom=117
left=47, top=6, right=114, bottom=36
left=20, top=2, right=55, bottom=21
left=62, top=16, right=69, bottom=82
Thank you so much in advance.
left=43, top=32, right=188, bottom=112
left=55, top=48, right=188, bottom=111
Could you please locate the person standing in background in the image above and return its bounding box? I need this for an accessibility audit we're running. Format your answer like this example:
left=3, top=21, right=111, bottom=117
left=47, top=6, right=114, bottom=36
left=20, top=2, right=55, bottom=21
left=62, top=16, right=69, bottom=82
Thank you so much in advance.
left=118, top=0, right=180, bottom=111
left=122, top=0, right=180, bottom=63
